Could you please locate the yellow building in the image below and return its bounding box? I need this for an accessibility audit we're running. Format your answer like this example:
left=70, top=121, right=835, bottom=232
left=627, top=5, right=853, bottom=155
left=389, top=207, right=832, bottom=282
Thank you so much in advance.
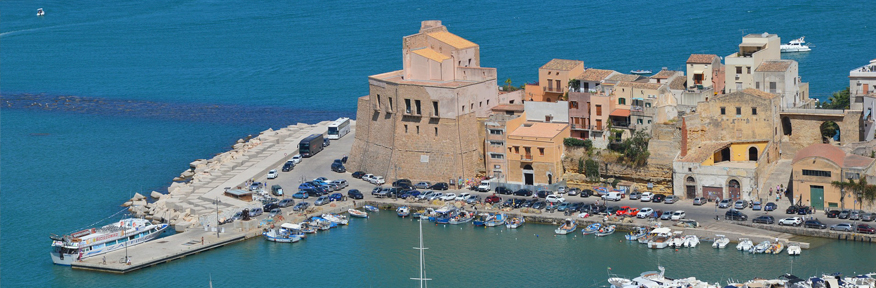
left=524, top=59, right=584, bottom=103
left=791, top=143, right=876, bottom=211
left=505, top=112, right=570, bottom=185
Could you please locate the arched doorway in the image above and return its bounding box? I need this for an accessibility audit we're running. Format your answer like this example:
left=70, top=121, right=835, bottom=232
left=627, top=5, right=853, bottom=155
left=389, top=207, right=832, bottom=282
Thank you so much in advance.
left=820, top=121, right=840, bottom=142
left=748, top=147, right=758, bottom=161
left=782, top=117, right=792, bottom=135
left=547, top=173, right=553, bottom=185
left=728, top=179, right=741, bottom=201
left=685, top=177, right=696, bottom=199
left=523, top=165, right=534, bottom=186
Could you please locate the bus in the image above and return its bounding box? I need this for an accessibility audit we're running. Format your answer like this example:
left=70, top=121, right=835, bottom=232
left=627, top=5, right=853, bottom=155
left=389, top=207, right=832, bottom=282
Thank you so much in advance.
left=327, top=117, right=351, bottom=140
left=299, top=134, right=324, bottom=158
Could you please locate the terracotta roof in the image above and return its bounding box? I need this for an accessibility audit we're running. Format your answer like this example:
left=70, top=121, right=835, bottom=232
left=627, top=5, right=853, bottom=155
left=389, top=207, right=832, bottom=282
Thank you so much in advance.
left=678, top=141, right=730, bottom=163
left=577, top=69, right=616, bottom=82
left=792, top=143, right=846, bottom=167
left=491, top=104, right=524, bottom=112
left=756, top=60, right=793, bottom=72
left=411, top=48, right=450, bottom=62
left=427, top=31, right=477, bottom=49
left=686, top=54, right=719, bottom=64
left=609, top=109, right=630, bottom=117
left=740, top=88, right=776, bottom=99
left=669, top=77, right=686, bottom=90
left=541, top=59, right=583, bottom=71
left=616, top=81, right=662, bottom=90
left=608, top=74, right=641, bottom=82
left=651, top=70, right=679, bottom=79
left=844, top=154, right=875, bottom=169
left=509, top=122, right=568, bottom=138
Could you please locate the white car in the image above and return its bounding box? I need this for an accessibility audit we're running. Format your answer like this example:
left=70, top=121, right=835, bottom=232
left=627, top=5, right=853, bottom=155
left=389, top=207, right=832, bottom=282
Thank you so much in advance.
left=602, top=192, right=622, bottom=201
left=428, top=192, right=444, bottom=201
left=331, top=179, right=348, bottom=189
left=440, top=193, right=457, bottom=201
left=640, top=192, right=653, bottom=202
left=779, top=217, right=803, bottom=226
left=557, top=186, right=567, bottom=194
left=266, top=169, right=278, bottom=179
left=363, top=174, right=374, bottom=182
left=545, top=194, right=566, bottom=204
left=637, top=207, right=655, bottom=218
left=670, top=210, right=686, bottom=221
left=290, top=154, right=302, bottom=165
left=418, top=191, right=435, bottom=200
left=476, top=182, right=491, bottom=192
left=373, top=176, right=385, bottom=185
left=455, top=193, right=470, bottom=201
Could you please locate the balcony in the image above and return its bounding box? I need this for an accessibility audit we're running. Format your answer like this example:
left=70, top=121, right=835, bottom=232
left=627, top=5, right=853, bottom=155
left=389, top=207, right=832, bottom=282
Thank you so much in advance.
left=542, top=86, right=564, bottom=93
left=520, top=154, right=533, bottom=162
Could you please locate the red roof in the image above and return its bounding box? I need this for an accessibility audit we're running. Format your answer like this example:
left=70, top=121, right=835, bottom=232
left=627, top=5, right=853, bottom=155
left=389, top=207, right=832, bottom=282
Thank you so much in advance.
left=609, top=109, right=630, bottom=117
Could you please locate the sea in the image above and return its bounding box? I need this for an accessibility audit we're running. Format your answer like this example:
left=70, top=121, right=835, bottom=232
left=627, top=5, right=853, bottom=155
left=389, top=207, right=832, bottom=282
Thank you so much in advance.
left=1, top=0, right=873, bottom=286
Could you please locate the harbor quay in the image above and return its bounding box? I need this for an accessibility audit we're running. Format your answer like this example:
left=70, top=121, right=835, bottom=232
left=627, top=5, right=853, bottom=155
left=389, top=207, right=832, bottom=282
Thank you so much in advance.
left=72, top=120, right=875, bottom=273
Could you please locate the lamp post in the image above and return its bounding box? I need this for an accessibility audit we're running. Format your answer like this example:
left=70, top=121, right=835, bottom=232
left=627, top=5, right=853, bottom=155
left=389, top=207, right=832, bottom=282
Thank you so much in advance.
left=214, top=197, right=221, bottom=238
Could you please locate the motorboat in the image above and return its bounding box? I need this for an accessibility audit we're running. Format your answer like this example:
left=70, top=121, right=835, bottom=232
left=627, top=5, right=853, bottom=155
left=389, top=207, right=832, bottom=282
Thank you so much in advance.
left=298, top=222, right=317, bottom=234
left=505, top=217, right=524, bottom=229
left=419, top=208, right=436, bottom=221
left=322, top=213, right=349, bottom=225
left=555, top=218, right=577, bottom=235
left=647, top=228, right=673, bottom=249
left=397, top=206, right=411, bottom=218
left=712, top=235, right=729, bottom=249
left=625, top=227, right=648, bottom=241
left=348, top=209, right=368, bottom=218
left=787, top=243, right=801, bottom=256
left=736, top=238, right=753, bottom=251
left=37, top=8, right=45, bottom=16
left=781, top=37, right=811, bottom=53
left=753, top=240, right=772, bottom=254
left=582, top=223, right=602, bottom=235
left=485, top=213, right=506, bottom=227
left=263, top=228, right=300, bottom=243
left=449, top=211, right=474, bottom=225
left=280, top=223, right=306, bottom=239
left=472, top=213, right=491, bottom=226
left=670, top=232, right=685, bottom=248
left=596, top=225, right=616, bottom=237
left=630, top=70, right=652, bottom=75
left=433, top=207, right=455, bottom=224
left=363, top=205, right=379, bottom=212
left=767, top=241, right=784, bottom=254
left=50, top=218, right=169, bottom=265
left=308, top=217, right=334, bottom=230
left=608, top=266, right=720, bottom=288
left=683, top=235, right=700, bottom=248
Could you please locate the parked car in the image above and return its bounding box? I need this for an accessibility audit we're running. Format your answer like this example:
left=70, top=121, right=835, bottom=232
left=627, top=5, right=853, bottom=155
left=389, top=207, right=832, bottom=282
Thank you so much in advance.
left=838, top=209, right=851, bottom=219
left=725, top=209, right=748, bottom=221
left=415, top=181, right=431, bottom=189
left=557, top=186, right=567, bottom=194
left=734, top=200, right=749, bottom=209
left=615, top=206, right=631, bottom=216
left=465, top=195, right=481, bottom=204
left=430, top=182, right=449, bottom=190
left=269, top=208, right=282, bottom=218
left=329, top=192, right=344, bottom=202
left=640, top=192, right=653, bottom=202
left=804, top=219, right=827, bottom=229
left=660, top=211, right=673, bottom=220
left=786, top=205, right=800, bottom=214
left=567, top=188, right=580, bottom=196
left=602, top=192, right=622, bottom=201
left=557, top=202, right=572, bottom=212
left=752, top=215, right=775, bottom=224
left=652, top=194, right=666, bottom=203
left=863, top=212, right=876, bottom=222
left=331, top=161, right=346, bottom=173
left=664, top=196, right=678, bottom=204
left=830, top=223, right=854, bottom=232
left=778, top=217, right=803, bottom=226
left=455, top=193, right=470, bottom=201
left=625, top=207, right=640, bottom=217
left=532, top=201, right=547, bottom=210
left=292, top=202, right=309, bottom=212
left=537, top=190, right=551, bottom=198
left=270, top=184, right=284, bottom=196
left=750, top=201, right=762, bottom=210
left=495, top=186, right=512, bottom=195
left=362, top=174, right=375, bottom=183
left=514, top=189, right=533, bottom=197
left=764, top=202, right=777, bottom=211
left=248, top=207, right=263, bottom=217
left=636, top=207, right=655, bottom=218
left=670, top=210, right=686, bottom=221
left=392, top=179, right=413, bottom=189
left=347, top=189, right=363, bottom=199
left=580, top=189, right=593, bottom=198
left=282, top=161, right=295, bottom=172
left=313, top=196, right=330, bottom=206
left=263, top=203, right=280, bottom=212
left=266, top=169, right=278, bottom=179
left=477, top=181, right=491, bottom=192
left=440, top=193, right=457, bottom=201
left=850, top=210, right=862, bottom=220
left=352, top=171, right=365, bottom=179
left=693, top=197, right=706, bottom=206
left=569, top=202, right=584, bottom=212
left=797, top=206, right=812, bottom=215
left=278, top=198, right=295, bottom=208
left=826, top=210, right=841, bottom=218
left=718, top=199, right=732, bottom=208
left=373, top=176, right=385, bottom=185
left=332, top=179, right=348, bottom=190
left=856, top=224, right=876, bottom=234
left=292, top=191, right=309, bottom=199
left=546, top=194, right=566, bottom=204
left=629, top=192, right=641, bottom=200
left=377, top=188, right=397, bottom=198
left=485, top=195, right=502, bottom=204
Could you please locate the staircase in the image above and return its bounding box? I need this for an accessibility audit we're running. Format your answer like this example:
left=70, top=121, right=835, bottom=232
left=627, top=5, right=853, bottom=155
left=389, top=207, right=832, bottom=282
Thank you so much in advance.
left=760, top=159, right=793, bottom=206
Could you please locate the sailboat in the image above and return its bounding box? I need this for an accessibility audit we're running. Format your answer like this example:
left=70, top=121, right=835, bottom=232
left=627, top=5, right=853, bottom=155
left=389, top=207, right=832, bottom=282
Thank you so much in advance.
left=411, top=219, right=432, bottom=287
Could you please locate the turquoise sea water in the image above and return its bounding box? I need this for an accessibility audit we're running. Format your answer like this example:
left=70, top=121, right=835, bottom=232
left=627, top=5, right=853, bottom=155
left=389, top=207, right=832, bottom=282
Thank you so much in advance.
left=1, top=0, right=874, bottom=286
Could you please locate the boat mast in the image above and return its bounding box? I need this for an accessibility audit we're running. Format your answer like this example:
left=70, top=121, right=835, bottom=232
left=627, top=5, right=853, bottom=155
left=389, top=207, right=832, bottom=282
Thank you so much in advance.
left=411, top=219, right=431, bottom=288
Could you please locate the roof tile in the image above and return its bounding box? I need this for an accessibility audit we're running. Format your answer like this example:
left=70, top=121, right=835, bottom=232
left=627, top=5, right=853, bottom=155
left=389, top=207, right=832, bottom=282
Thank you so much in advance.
left=577, top=69, right=616, bottom=82
left=427, top=31, right=477, bottom=49
left=755, top=60, right=793, bottom=72
left=686, top=54, right=719, bottom=64
left=540, top=59, right=583, bottom=71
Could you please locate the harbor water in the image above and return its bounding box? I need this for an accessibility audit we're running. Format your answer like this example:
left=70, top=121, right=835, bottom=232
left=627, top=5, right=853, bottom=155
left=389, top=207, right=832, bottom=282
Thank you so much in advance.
left=1, top=0, right=874, bottom=286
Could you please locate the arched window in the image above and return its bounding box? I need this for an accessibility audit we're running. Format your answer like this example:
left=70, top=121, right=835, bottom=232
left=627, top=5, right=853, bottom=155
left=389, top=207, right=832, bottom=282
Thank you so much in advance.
left=748, top=147, right=758, bottom=161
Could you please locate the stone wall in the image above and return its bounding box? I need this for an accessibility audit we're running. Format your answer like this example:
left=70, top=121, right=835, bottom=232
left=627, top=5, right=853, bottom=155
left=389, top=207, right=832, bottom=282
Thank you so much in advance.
left=781, top=110, right=862, bottom=158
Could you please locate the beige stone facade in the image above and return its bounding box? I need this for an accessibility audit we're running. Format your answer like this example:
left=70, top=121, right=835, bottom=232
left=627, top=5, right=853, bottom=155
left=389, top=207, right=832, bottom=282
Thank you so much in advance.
left=791, top=143, right=876, bottom=211
left=724, top=33, right=781, bottom=94
left=505, top=113, right=570, bottom=185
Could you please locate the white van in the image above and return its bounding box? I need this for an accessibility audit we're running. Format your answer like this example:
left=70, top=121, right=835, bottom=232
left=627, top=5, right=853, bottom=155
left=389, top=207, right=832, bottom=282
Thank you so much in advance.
left=602, top=192, right=622, bottom=201
left=477, top=180, right=491, bottom=192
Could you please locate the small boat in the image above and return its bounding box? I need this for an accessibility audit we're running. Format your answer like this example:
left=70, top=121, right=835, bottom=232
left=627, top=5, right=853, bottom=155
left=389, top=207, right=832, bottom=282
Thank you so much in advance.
left=280, top=223, right=306, bottom=240
left=485, top=213, right=506, bottom=227
left=753, top=240, right=771, bottom=254
left=595, top=225, right=616, bottom=237
left=555, top=218, right=577, bottom=235
left=321, top=213, right=349, bottom=225
left=298, top=222, right=317, bottom=234
left=608, top=266, right=719, bottom=288
left=647, top=228, right=673, bottom=249
left=712, top=235, right=729, bottom=249
left=682, top=235, right=699, bottom=248
left=505, top=217, right=524, bottom=229
left=780, top=36, right=811, bottom=53
left=308, top=217, right=334, bottom=230
left=363, top=205, right=379, bottom=212
left=37, top=8, right=45, bottom=16
left=625, top=227, right=648, bottom=241
left=472, top=213, right=491, bottom=226
left=630, top=69, right=652, bottom=75
left=262, top=228, right=300, bottom=243
left=669, top=232, right=684, bottom=248
left=348, top=209, right=368, bottom=218
left=768, top=241, right=784, bottom=254
left=449, top=211, right=474, bottom=225
left=397, top=206, right=410, bottom=218
left=787, top=243, right=801, bottom=256
left=736, top=238, right=753, bottom=251
left=582, top=223, right=602, bottom=235
left=419, top=208, right=436, bottom=221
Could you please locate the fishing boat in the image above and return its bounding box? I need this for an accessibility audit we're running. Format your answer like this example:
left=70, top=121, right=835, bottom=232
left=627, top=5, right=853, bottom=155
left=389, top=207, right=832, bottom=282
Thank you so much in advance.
left=505, top=217, right=524, bottom=229
left=780, top=36, right=811, bottom=53
left=736, top=238, right=753, bottom=251
left=647, top=228, right=673, bottom=249
left=298, top=222, right=317, bottom=234
left=753, top=240, right=771, bottom=254
left=787, top=243, right=801, bottom=256
left=582, top=223, right=602, bottom=235
left=397, top=206, right=411, bottom=218
left=683, top=235, right=700, bottom=248
left=420, top=208, right=436, bottom=221
left=485, top=213, right=506, bottom=227
left=308, top=217, right=334, bottom=230
left=630, top=69, right=652, bottom=75
left=625, top=227, right=648, bottom=241
left=448, top=211, right=474, bottom=225
left=262, top=228, right=300, bottom=243
left=322, top=213, right=349, bottom=225
left=712, top=235, right=729, bottom=249
left=50, top=218, right=169, bottom=265
left=670, top=232, right=685, bottom=248
left=472, top=213, right=491, bottom=226
left=348, top=209, right=368, bottom=218
left=608, top=266, right=720, bottom=288
left=37, top=8, right=45, bottom=16
left=596, top=225, right=616, bottom=237
left=363, top=205, right=379, bottom=212
left=555, top=218, right=577, bottom=235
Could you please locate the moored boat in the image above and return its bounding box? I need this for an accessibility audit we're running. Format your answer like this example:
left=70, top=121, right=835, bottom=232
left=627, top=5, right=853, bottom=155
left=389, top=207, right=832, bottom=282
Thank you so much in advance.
left=485, top=213, right=506, bottom=227
left=397, top=206, right=411, bottom=218
left=625, top=227, right=648, bottom=241
left=647, top=227, right=673, bottom=249
left=596, top=225, right=616, bottom=237
left=298, top=222, right=317, bottom=234
left=322, top=213, right=349, bottom=225
left=363, top=205, right=379, bottom=212
left=780, top=36, right=811, bottom=53
left=683, top=235, right=700, bottom=248
left=753, top=240, right=771, bottom=254
left=736, top=238, right=753, bottom=251
left=768, top=241, right=784, bottom=254
left=472, top=213, right=491, bottom=226
left=348, top=209, right=368, bottom=218
left=263, top=228, right=300, bottom=243
left=608, top=266, right=720, bottom=288
left=555, top=218, right=577, bottom=235
left=582, top=223, right=602, bottom=235
left=505, top=217, right=524, bottom=229
left=449, top=211, right=474, bottom=225
left=712, top=235, right=729, bottom=249
left=50, top=218, right=169, bottom=265
left=787, top=243, right=801, bottom=256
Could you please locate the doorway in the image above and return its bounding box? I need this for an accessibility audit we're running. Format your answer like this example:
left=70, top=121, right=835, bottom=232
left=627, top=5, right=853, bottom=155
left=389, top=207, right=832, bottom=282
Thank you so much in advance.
left=728, top=179, right=741, bottom=201
left=523, top=165, right=534, bottom=185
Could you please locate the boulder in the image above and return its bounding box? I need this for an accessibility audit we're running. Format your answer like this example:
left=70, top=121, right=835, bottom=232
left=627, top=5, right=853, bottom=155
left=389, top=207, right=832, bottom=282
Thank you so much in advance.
left=132, top=193, right=146, bottom=201
left=152, top=219, right=162, bottom=225
left=151, top=191, right=164, bottom=200
left=174, top=222, right=191, bottom=233
left=132, top=200, right=147, bottom=207
left=180, top=170, right=195, bottom=178
left=122, top=201, right=133, bottom=207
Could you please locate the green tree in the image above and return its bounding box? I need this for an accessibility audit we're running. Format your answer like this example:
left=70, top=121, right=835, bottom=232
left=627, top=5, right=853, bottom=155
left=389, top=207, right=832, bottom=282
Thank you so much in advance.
left=504, top=78, right=513, bottom=91
left=582, top=139, right=593, bottom=150
left=584, top=159, right=600, bottom=180
left=820, top=121, right=839, bottom=142
left=831, top=178, right=855, bottom=210
left=819, top=87, right=850, bottom=109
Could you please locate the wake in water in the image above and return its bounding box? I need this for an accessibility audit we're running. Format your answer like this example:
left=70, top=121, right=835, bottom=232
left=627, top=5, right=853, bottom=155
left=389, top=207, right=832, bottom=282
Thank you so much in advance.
left=1, top=93, right=351, bottom=126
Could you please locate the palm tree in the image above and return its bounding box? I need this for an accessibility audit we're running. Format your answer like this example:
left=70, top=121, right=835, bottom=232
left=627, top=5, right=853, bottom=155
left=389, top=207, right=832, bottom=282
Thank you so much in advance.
left=831, top=179, right=854, bottom=210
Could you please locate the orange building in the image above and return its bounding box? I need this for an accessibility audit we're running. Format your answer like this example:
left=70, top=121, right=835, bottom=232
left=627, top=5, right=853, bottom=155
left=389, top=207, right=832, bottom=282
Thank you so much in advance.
left=524, top=59, right=584, bottom=103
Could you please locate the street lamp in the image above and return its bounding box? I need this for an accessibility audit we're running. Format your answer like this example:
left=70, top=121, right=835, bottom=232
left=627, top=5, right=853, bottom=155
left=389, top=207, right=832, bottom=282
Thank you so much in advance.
left=213, top=197, right=221, bottom=238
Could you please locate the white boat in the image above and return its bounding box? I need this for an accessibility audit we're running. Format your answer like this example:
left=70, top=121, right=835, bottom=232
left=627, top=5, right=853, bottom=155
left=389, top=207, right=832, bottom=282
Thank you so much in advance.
left=608, top=266, right=720, bottom=288
left=298, top=222, right=317, bottom=234
left=753, top=240, right=771, bottom=254
left=348, top=209, right=368, bottom=218
left=448, top=211, right=474, bottom=225
left=321, top=213, right=349, bottom=225
left=630, top=69, right=652, bottom=75
left=397, top=206, right=410, bottom=218
left=596, top=225, right=616, bottom=237
left=37, top=8, right=45, bottom=16
left=50, top=218, right=169, bottom=265
left=787, top=244, right=801, bottom=256
left=683, top=235, right=700, bottom=248
left=555, top=218, right=577, bottom=235
left=363, top=205, right=379, bottom=212
left=712, top=235, right=729, bottom=249
left=625, top=227, right=648, bottom=241
left=485, top=213, right=506, bottom=227
left=736, top=238, right=753, bottom=251
left=263, top=226, right=302, bottom=243
left=505, top=217, right=524, bottom=229
left=670, top=232, right=684, bottom=248
left=280, top=223, right=306, bottom=240
left=780, top=37, right=811, bottom=53
left=647, top=228, right=673, bottom=249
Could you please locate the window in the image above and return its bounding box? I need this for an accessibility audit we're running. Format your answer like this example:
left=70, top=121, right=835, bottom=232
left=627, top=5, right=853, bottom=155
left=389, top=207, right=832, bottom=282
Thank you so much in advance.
left=596, top=105, right=602, bottom=116
left=479, top=101, right=482, bottom=108
left=736, top=66, right=742, bottom=74
left=404, top=124, right=408, bottom=133
left=416, top=126, right=420, bottom=134
left=746, top=67, right=751, bottom=74
left=570, top=101, right=578, bottom=109
left=736, top=107, right=741, bottom=115
left=462, top=105, right=465, bottom=112
left=803, top=170, right=831, bottom=177
left=486, top=100, right=489, bottom=105
left=619, top=98, right=626, bottom=105
left=514, top=146, right=519, bottom=153
left=490, top=153, right=504, bottom=159
left=752, top=107, right=757, bottom=115
left=547, top=78, right=553, bottom=91
left=434, top=127, right=438, bottom=136
left=637, top=119, right=643, bottom=124
left=720, top=107, right=726, bottom=115
left=415, top=100, right=421, bottom=115
left=736, top=82, right=742, bottom=91
left=489, top=129, right=503, bottom=135
left=538, top=148, right=545, bottom=156
left=494, top=165, right=501, bottom=169
left=489, top=140, right=504, bottom=146
left=556, top=80, right=561, bottom=91
left=388, top=97, right=393, bottom=112
left=376, top=94, right=381, bottom=107
left=645, top=103, right=651, bottom=108
left=647, top=120, right=652, bottom=124
left=404, top=99, right=412, bottom=114
left=470, top=103, right=474, bottom=111
left=432, top=101, right=439, bottom=117
left=769, top=82, right=777, bottom=93
left=845, top=172, right=861, bottom=179
left=756, top=82, right=760, bottom=89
